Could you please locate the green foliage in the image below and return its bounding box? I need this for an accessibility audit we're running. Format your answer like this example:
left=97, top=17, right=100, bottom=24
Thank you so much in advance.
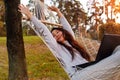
left=98, top=22, right=120, bottom=40
left=0, top=36, right=69, bottom=80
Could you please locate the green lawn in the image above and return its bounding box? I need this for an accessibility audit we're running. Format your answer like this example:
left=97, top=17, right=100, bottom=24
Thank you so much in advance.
left=0, top=36, right=69, bottom=80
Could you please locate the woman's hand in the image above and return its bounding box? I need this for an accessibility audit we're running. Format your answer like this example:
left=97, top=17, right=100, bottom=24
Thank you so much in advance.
left=48, top=6, right=63, bottom=17
left=18, top=4, right=32, bottom=20
left=48, top=6, right=59, bottom=13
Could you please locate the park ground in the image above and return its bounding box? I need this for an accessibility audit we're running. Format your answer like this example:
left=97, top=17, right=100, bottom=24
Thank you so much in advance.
left=0, top=36, right=69, bottom=80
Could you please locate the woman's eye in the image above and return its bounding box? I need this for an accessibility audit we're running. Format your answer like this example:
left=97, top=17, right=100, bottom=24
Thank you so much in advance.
left=57, top=31, right=59, bottom=34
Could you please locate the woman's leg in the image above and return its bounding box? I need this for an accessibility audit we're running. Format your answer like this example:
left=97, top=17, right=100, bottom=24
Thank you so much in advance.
left=112, top=45, right=120, bottom=54
left=71, top=45, right=120, bottom=80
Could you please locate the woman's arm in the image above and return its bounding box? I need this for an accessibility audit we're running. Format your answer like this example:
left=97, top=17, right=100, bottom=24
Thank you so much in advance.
left=59, top=16, right=75, bottom=38
left=18, top=4, right=59, bottom=55
left=48, top=6, right=63, bottom=18
left=49, top=6, right=75, bottom=38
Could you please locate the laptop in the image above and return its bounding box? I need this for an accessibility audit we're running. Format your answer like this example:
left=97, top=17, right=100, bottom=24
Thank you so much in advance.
left=76, top=33, right=120, bottom=68
left=96, top=33, right=120, bottom=61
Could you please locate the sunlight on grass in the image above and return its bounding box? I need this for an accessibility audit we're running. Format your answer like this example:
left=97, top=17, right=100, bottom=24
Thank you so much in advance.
left=0, top=37, right=6, bottom=45
left=23, top=36, right=43, bottom=44
left=0, top=37, right=8, bottom=80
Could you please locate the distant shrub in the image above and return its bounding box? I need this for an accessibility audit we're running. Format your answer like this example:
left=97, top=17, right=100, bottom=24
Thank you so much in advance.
left=98, top=22, right=120, bottom=40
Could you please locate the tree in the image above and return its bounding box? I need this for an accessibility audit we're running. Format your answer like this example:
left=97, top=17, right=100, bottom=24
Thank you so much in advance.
left=87, top=0, right=104, bottom=29
left=51, top=0, right=87, bottom=27
left=4, top=0, right=28, bottom=80
left=85, top=0, right=104, bottom=39
left=104, top=0, right=116, bottom=22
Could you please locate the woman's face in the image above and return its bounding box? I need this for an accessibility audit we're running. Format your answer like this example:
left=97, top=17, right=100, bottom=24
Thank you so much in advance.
left=52, top=29, right=65, bottom=43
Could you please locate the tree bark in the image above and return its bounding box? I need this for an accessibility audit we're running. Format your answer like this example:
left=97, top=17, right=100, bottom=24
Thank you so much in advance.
left=4, top=0, right=28, bottom=80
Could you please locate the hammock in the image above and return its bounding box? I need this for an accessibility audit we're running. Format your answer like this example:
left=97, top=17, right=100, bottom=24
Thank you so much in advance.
left=23, top=0, right=120, bottom=80
left=77, top=36, right=100, bottom=59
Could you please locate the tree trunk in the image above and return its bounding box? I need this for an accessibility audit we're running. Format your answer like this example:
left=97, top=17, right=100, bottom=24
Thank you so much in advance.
left=4, top=0, right=28, bottom=80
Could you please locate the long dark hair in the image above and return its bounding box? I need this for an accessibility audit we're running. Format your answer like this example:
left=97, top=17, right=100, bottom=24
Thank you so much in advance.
left=51, top=28, right=91, bottom=61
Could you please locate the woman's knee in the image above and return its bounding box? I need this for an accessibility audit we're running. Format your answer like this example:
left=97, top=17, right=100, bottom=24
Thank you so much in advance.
left=113, top=45, right=120, bottom=54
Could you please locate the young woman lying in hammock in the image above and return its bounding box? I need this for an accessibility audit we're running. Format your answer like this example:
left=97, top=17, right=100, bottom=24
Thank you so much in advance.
left=18, top=4, right=120, bottom=80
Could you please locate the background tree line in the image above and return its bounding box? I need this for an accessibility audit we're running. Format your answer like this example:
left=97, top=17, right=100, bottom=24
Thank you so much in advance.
left=1, top=0, right=120, bottom=40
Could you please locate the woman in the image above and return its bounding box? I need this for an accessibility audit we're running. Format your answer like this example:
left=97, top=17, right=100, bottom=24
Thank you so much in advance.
left=18, top=4, right=120, bottom=80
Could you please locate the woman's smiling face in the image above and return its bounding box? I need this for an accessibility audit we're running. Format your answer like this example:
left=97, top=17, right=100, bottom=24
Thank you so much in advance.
left=52, top=29, right=65, bottom=43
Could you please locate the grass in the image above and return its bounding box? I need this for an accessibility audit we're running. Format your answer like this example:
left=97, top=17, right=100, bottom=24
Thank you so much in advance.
left=0, top=36, right=69, bottom=80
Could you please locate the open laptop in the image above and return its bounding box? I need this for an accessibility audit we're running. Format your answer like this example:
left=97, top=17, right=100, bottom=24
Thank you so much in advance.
left=96, top=33, right=120, bottom=61
left=76, top=33, right=120, bottom=68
